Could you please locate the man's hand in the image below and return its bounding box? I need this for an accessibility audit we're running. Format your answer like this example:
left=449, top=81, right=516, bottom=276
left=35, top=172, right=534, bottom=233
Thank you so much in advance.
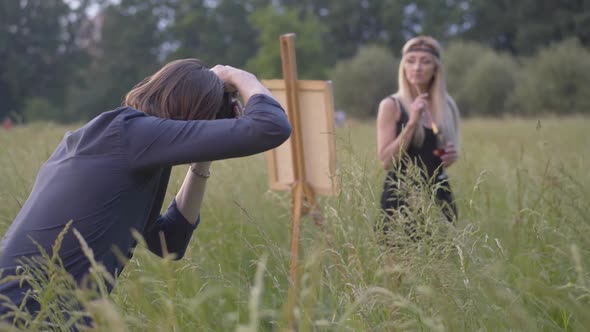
left=209, top=65, right=272, bottom=106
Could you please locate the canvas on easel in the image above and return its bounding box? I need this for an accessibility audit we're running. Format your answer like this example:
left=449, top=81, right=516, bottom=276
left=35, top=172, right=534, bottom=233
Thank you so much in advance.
left=263, top=79, right=338, bottom=196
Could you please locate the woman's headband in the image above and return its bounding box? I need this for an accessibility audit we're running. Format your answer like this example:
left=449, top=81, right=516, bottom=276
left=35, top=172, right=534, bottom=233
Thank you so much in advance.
left=404, top=43, right=440, bottom=59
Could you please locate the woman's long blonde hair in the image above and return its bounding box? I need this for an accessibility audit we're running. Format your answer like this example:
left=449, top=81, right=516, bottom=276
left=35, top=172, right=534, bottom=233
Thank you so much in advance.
left=395, top=36, right=460, bottom=149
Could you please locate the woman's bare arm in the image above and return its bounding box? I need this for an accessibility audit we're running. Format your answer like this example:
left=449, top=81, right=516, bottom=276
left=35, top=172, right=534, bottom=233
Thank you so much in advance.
left=377, top=98, right=418, bottom=170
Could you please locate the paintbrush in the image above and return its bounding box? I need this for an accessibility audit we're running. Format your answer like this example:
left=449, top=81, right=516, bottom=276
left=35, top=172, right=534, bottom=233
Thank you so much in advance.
left=416, top=85, right=446, bottom=156
left=415, top=85, right=438, bottom=134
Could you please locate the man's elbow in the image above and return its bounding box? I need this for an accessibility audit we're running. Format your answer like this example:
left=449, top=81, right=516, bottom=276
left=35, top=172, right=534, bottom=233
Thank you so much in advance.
left=266, top=118, right=292, bottom=149
left=278, top=120, right=292, bottom=144
left=149, top=238, right=190, bottom=260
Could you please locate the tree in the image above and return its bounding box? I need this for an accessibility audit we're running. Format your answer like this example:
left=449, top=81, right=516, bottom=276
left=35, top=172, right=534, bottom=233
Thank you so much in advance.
left=0, top=0, right=91, bottom=121
left=246, top=5, right=328, bottom=79
left=461, top=0, right=590, bottom=54
left=67, top=0, right=170, bottom=120
left=265, top=0, right=409, bottom=64
left=444, top=41, right=518, bottom=116
left=169, top=0, right=259, bottom=68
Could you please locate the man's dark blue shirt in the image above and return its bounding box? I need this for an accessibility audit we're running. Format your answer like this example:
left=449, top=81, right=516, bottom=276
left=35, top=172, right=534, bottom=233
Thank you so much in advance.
left=0, top=94, right=291, bottom=315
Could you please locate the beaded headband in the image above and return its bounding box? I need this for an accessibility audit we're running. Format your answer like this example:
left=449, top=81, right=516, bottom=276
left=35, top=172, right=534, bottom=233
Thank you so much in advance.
left=404, top=43, right=440, bottom=59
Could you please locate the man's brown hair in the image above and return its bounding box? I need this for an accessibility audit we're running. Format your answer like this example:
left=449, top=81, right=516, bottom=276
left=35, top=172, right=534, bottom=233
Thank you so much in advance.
left=124, top=59, right=223, bottom=120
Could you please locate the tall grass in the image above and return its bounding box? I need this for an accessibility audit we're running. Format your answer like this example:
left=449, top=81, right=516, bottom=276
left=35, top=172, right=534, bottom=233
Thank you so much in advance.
left=0, top=117, right=588, bottom=331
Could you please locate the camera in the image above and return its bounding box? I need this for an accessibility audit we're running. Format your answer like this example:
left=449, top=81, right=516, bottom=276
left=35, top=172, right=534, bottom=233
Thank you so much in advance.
left=216, top=91, right=239, bottom=119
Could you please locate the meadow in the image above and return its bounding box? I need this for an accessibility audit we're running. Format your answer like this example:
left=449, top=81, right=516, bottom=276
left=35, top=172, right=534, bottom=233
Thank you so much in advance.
left=0, top=117, right=589, bottom=331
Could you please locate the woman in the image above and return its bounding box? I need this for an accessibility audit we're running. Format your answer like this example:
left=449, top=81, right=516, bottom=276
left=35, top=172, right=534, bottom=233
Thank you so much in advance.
left=0, top=59, right=291, bottom=323
left=377, top=36, right=460, bottom=244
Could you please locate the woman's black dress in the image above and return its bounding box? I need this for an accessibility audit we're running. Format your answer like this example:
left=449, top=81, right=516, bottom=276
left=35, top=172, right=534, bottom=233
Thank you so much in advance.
left=379, top=96, right=457, bottom=243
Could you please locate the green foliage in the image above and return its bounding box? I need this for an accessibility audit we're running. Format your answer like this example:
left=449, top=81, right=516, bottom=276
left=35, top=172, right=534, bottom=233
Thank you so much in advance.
left=0, top=0, right=90, bottom=121
left=462, top=0, right=590, bottom=54
left=276, top=0, right=409, bottom=61
left=409, top=0, right=470, bottom=39
left=0, top=221, right=96, bottom=331
left=445, top=41, right=518, bottom=116
left=510, top=38, right=590, bottom=115
left=169, top=0, right=258, bottom=67
left=66, top=0, right=168, bottom=120
left=246, top=6, right=328, bottom=79
left=330, top=45, right=397, bottom=118
left=466, top=53, right=517, bottom=116
left=1, top=1, right=590, bottom=121
left=444, top=41, right=491, bottom=96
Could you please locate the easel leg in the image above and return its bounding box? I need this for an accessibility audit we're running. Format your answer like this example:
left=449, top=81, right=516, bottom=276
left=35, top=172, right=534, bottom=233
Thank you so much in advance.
left=286, top=183, right=304, bottom=331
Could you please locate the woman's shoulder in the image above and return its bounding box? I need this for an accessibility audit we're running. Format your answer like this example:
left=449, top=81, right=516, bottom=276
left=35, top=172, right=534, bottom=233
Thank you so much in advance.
left=380, top=94, right=407, bottom=114
left=379, top=94, right=400, bottom=109
left=380, top=93, right=399, bottom=103
left=378, top=94, right=404, bottom=124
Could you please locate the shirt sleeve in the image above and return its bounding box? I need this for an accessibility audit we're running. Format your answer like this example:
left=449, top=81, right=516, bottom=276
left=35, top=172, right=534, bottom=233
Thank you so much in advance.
left=121, top=94, right=291, bottom=170
left=142, top=198, right=199, bottom=260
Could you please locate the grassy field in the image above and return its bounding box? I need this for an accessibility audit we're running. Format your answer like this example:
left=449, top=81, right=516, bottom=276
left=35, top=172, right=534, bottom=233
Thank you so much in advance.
left=0, top=117, right=589, bottom=331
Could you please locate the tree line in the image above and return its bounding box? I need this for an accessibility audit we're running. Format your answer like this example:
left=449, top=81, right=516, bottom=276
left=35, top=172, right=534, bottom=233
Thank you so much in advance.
left=1, top=0, right=589, bottom=122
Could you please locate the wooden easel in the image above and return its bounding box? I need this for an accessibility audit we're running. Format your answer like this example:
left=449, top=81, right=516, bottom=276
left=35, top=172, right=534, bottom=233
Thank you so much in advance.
left=279, top=33, right=323, bottom=331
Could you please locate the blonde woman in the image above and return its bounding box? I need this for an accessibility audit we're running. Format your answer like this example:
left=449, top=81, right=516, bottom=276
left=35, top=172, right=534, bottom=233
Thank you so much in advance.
left=377, top=36, right=460, bottom=243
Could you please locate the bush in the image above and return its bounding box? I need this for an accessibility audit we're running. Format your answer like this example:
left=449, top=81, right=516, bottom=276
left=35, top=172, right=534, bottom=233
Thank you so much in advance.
left=329, top=45, right=397, bottom=118
left=509, top=38, right=590, bottom=115
left=444, top=41, right=517, bottom=116
left=459, top=52, right=518, bottom=116
left=444, top=41, right=491, bottom=97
